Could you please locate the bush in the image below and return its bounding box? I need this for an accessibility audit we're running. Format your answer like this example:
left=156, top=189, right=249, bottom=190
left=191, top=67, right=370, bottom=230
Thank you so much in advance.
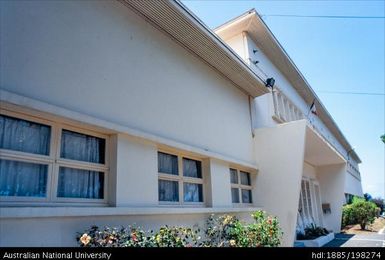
left=296, top=223, right=329, bottom=240
left=342, top=203, right=355, bottom=227
left=77, top=210, right=282, bottom=247
left=77, top=225, right=200, bottom=247
left=341, top=197, right=379, bottom=230
left=371, top=197, right=384, bottom=214
left=203, top=210, right=282, bottom=247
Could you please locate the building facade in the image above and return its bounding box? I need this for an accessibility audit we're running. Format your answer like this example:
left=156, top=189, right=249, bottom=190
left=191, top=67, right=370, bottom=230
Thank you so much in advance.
left=0, top=0, right=363, bottom=246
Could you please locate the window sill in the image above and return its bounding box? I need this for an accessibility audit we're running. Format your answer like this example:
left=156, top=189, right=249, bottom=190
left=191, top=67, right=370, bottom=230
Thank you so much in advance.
left=0, top=206, right=262, bottom=219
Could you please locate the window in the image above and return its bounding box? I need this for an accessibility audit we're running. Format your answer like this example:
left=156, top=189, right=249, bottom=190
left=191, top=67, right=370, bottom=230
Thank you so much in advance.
left=0, top=111, right=108, bottom=203
left=230, top=168, right=253, bottom=204
left=158, top=151, right=203, bottom=204
left=298, top=178, right=323, bottom=227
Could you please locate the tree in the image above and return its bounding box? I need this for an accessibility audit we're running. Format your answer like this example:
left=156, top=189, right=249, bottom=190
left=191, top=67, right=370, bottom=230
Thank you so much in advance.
left=346, top=197, right=379, bottom=230
left=381, top=134, right=385, bottom=143
left=364, top=193, right=372, bottom=201
left=371, top=197, right=384, bottom=214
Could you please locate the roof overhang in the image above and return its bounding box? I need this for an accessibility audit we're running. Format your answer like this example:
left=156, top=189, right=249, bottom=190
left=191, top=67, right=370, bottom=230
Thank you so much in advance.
left=215, top=10, right=361, bottom=163
left=119, top=0, right=268, bottom=98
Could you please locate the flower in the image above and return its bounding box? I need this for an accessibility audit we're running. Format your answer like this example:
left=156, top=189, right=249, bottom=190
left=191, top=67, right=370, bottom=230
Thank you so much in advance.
left=131, top=233, right=138, bottom=242
left=229, top=240, right=236, bottom=247
left=80, top=233, right=91, bottom=246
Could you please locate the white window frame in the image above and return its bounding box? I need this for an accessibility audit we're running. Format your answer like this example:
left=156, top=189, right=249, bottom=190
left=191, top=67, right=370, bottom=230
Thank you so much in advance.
left=0, top=109, right=109, bottom=205
left=230, top=168, right=253, bottom=206
left=299, top=178, right=323, bottom=227
left=158, top=151, right=204, bottom=206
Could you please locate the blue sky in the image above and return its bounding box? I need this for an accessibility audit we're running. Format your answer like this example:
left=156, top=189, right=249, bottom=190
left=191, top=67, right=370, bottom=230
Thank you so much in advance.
left=182, top=0, right=385, bottom=198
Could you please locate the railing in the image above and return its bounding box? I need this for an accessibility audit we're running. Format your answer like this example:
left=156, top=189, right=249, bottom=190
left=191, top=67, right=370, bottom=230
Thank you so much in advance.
left=272, top=89, right=304, bottom=122
left=271, top=89, right=354, bottom=166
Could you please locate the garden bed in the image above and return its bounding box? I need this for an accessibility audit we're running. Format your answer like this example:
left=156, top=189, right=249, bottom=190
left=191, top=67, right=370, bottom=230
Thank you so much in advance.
left=295, top=233, right=335, bottom=247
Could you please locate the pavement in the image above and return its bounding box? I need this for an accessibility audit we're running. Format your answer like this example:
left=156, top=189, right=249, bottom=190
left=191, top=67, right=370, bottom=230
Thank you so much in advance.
left=323, top=231, right=385, bottom=247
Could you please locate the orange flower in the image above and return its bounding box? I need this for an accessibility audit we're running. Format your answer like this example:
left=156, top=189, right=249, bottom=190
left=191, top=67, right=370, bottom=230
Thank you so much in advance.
left=80, top=233, right=91, bottom=246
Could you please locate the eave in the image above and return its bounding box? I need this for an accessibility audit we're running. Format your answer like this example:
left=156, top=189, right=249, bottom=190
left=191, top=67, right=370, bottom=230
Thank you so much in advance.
left=119, top=0, right=269, bottom=98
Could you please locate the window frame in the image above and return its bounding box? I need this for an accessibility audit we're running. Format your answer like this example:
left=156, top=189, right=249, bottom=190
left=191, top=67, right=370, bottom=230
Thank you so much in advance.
left=0, top=109, right=109, bottom=205
left=158, top=151, right=204, bottom=206
left=230, top=168, right=253, bottom=206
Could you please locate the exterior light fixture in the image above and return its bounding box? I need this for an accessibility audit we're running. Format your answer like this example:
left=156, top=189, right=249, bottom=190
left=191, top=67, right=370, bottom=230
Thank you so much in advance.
left=253, top=49, right=258, bottom=54
left=265, top=77, right=275, bottom=88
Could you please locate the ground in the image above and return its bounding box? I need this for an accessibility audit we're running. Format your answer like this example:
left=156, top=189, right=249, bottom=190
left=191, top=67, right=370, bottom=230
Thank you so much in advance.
left=341, top=217, right=385, bottom=235
left=323, top=217, right=385, bottom=247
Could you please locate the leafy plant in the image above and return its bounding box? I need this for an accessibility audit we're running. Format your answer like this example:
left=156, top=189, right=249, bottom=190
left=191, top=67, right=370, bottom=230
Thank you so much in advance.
left=341, top=196, right=379, bottom=230
left=203, top=210, right=282, bottom=247
left=297, top=223, right=329, bottom=240
left=77, top=225, right=200, bottom=247
left=77, top=210, right=282, bottom=247
left=152, top=226, right=200, bottom=247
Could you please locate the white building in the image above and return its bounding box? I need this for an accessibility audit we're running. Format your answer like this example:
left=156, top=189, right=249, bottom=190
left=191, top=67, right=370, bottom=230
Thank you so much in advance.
left=0, top=0, right=363, bottom=247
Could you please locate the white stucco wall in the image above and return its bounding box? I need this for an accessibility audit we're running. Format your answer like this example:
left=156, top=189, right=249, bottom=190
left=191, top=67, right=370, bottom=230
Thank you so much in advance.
left=114, top=134, right=158, bottom=206
left=0, top=0, right=255, bottom=165
left=225, top=34, right=247, bottom=60
left=303, top=162, right=317, bottom=179
left=253, top=120, right=307, bottom=246
left=0, top=210, right=254, bottom=247
left=207, top=159, right=232, bottom=207
left=317, top=164, right=346, bottom=232
left=344, top=171, right=364, bottom=197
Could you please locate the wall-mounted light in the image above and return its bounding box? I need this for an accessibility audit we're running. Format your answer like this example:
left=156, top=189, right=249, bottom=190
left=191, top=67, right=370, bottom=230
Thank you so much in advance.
left=265, top=77, right=275, bottom=88
left=253, top=49, right=258, bottom=54
left=252, top=60, right=259, bottom=65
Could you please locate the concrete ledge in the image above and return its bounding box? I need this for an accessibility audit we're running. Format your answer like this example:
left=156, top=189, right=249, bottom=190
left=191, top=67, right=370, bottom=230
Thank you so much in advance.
left=296, top=233, right=335, bottom=247
left=0, top=206, right=262, bottom=219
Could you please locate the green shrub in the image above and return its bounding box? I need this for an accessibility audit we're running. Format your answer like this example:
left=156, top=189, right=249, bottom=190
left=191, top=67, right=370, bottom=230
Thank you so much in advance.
left=152, top=226, right=200, bottom=247
left=341, top=197, right=379, bottom=230
left=203, top=210, right=282, bottom=247
left=342, top=204, right=355, bottom=227
left=77, top=225, right=200, bottom=247
left=77, top=210, right=282, bottom=247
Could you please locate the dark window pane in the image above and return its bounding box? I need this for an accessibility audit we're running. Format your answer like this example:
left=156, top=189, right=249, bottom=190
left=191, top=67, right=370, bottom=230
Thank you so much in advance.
left=0, top=114, right=51, bottom=155
left=231, top=188, right=240, bottom=203
left=0, top=159, right=47, bottom=197
left=158, top=152, right=178, bottom=175
left=57, top=167, right=104, bottom=199
left=241, top=189, right=252, bottom=204
left=60, top=130, right=105, bottom=164
left=158, top=179, right=179, bottom=202
left=183, top=158, right=201, bottom=178
left=230, top=168, right=238, bottom=184
left=183, top=183, right=203, bottom=202
left=240, top=171, right=251, bottom=186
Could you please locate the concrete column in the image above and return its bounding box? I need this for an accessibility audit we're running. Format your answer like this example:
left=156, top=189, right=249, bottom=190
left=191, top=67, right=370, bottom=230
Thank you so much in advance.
left=317, top=163, right=346, bottom=233
left=207, top=159, right=232, bottom=207
left=253, top=120, right=307, bottom=246
left=115, top=134, right=158, bottom=206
